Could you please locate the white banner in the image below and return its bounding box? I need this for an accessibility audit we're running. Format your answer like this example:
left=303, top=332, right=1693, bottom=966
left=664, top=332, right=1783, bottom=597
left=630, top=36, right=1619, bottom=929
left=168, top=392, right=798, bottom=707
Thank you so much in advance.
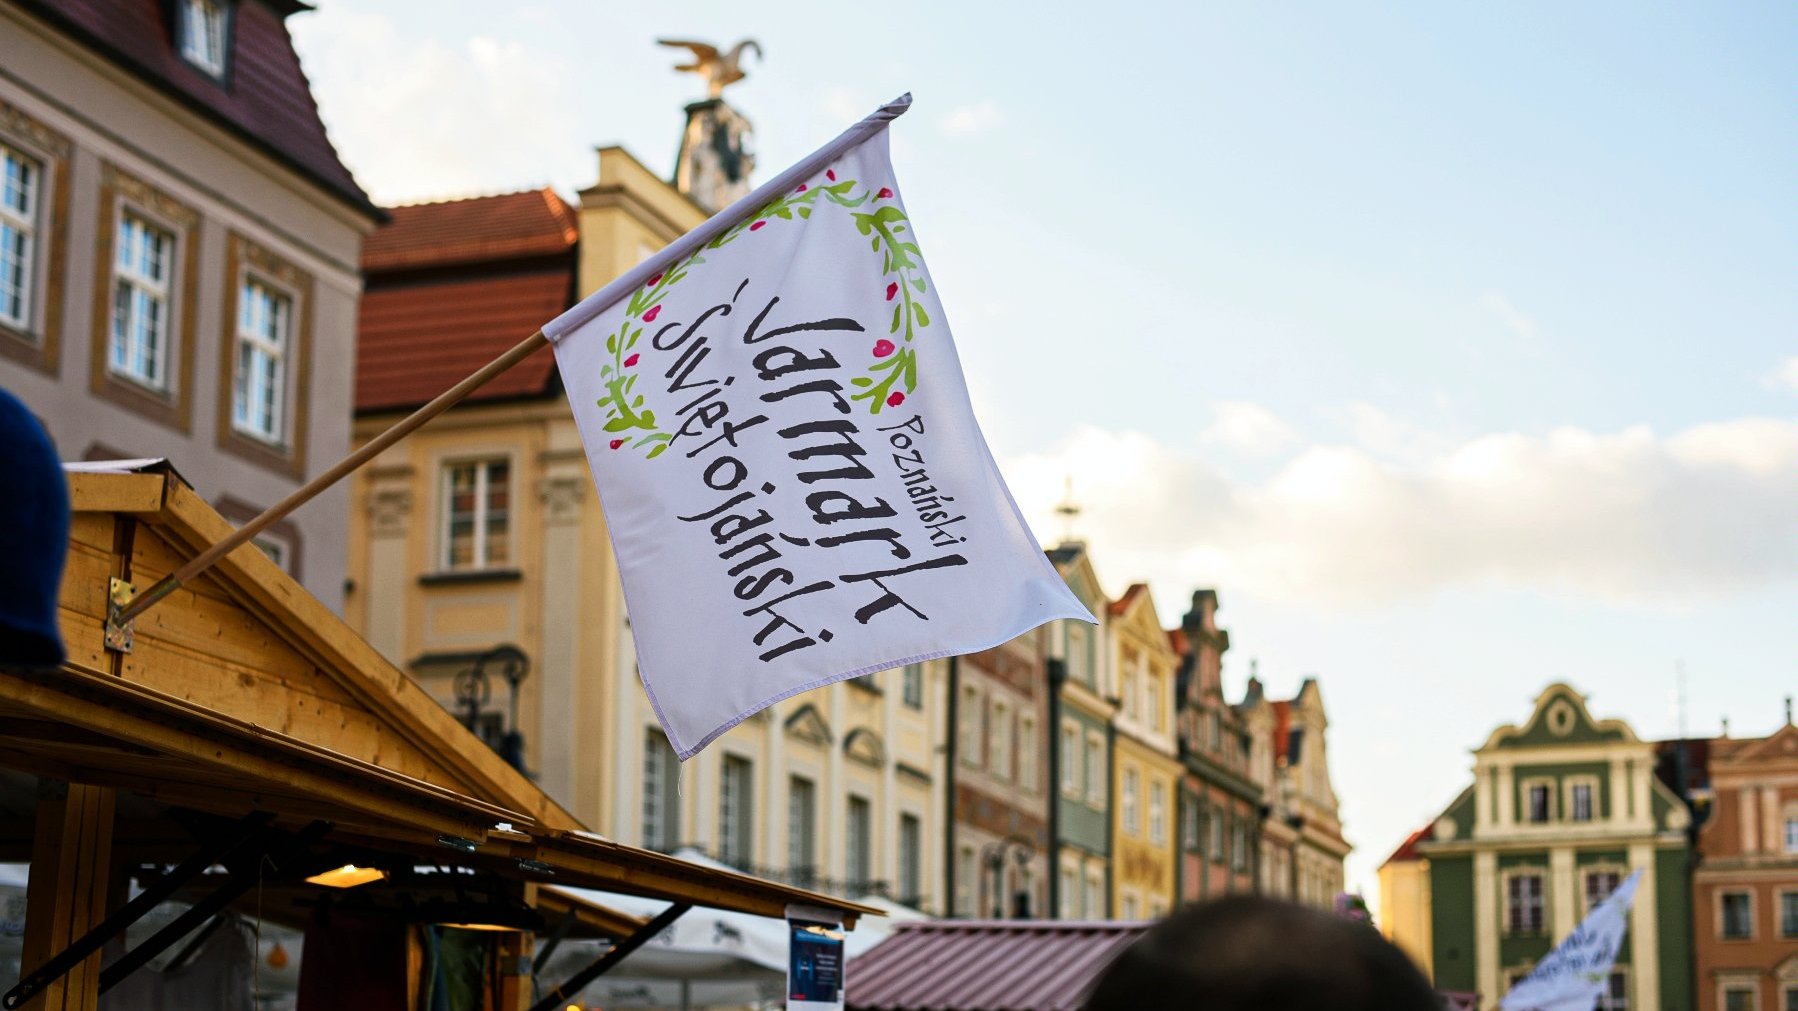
left=548, top=100, right=1093, bottom=758
left=1498, top=869, right=1642, bottom=1011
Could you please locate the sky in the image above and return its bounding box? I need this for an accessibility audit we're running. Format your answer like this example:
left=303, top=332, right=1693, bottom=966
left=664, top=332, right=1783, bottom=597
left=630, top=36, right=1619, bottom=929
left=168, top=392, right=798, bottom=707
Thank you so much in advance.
left=289, top=1, right=1797, bottom=911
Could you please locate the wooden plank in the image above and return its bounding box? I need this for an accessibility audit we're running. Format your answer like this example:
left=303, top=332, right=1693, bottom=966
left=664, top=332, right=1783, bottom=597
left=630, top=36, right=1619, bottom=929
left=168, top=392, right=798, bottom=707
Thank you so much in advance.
left=65, top=514, right=116, bottom=553
left=126, top=583, right=350, bottom=698
left=65, top=471, right=164, bottom=516
left=155, top=479, right=583, bottom=831
left=19, top=783, right=116, bottom=1011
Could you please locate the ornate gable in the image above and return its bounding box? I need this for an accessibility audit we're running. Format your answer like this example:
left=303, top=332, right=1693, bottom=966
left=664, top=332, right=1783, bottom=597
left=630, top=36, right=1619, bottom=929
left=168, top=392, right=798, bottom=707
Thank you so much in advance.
left=1486, top=683, right=1634, bottom=750
left=844, top=727, right=885, bottom=767
left=784, top=703, right=833, bottom=746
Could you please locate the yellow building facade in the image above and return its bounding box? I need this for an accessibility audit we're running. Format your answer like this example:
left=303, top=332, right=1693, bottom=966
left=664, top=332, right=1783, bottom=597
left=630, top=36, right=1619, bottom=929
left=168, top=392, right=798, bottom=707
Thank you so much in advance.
left=346, top=145, right=948, bottom=911
left=1107, top=583, right=1181, bottom=918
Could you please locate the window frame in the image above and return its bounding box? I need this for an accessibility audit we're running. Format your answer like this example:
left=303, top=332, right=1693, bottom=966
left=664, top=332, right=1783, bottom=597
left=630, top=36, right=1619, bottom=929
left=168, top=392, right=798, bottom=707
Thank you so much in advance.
left=109, top=209, right=176, bottom=393
left=1060, top=719, right=1081, bottom=797
left=438, top=456, right=514, bottom=573
left=1148, top=780, right=1165, bottom=845
left=1582, top=867, right=1625, bottom=915
left=900, top=662, right=923, bottom=709
left=845, top=794, right=872, bottom=891
left=89, top=163, right=199, bottom=432
left=1122, top=767, right=1139, bottom=837
left=0, top=103, right=72, bottom=374
left=990, top=697, right=1013, bottom=781
left=1504, top=869, right=1548, bottom=936
left=1719, top=889, right=1755, bottom=941
left=897, top=812, right=922, bottom=905
left=640, top=727, right=679, bottom=852
left=958, top=685, right=982, bottom=768
left=787, top=775, right=816, bottom=881
left=1522, top=777, right=1556, bottom=824
left=1566, top=776, right=1598, bottom=823
left=217, top=232, right=313, bottom=474
left=1722, top=984, right=1759, bottom=1011
left=0, top=141, right=39, bottom=333
left=1779, top=888, right=1798, bottom=939
left=231, top=276, right=291, bottom=444
left=718, top=753, right=753, bottom=870
left=177, top=0, right=234, bottom=81
left=1084, top=730, right=1106, bottom=803
left=1019, top=713, right=1037, bottom=792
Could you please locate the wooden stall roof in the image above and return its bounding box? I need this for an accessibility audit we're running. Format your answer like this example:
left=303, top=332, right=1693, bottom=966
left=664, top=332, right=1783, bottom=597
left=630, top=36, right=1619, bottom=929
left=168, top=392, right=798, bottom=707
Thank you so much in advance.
left=3, top=465, right=875, bottom=926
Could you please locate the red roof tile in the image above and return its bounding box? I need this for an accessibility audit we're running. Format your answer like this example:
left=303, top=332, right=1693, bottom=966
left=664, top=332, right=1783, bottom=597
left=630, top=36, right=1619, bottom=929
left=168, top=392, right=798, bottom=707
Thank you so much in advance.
left=1107, top=582, right=1147, bottom=617
left=1383, top=823, right=1434, bottom=866
left=848, top=921, right=1146, bottom=1011
left=356, top=269, right=571, bottom=413
left=1272, top=699, right=1293, bottom=762
left=20, top=0, right=374, bottom=216
left=364, top=189, right=578, bottom=272
left=1166, top=627, right=1189, bottom=655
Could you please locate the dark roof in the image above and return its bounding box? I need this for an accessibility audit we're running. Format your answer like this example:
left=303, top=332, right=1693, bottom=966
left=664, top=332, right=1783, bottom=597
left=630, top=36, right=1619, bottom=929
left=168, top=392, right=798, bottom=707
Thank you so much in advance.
left=20, top=0, right=376, bottom=218
left=364, top=189, right=579, bottom=272
left=356, top=189, right=578, bottom=414
left=847, top=920, right=1146, bottom=1011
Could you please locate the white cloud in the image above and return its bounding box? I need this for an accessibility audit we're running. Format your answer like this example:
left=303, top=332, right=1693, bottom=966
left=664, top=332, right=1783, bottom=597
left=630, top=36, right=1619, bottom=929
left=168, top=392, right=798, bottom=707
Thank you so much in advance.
left=289, top=11, right=587, bottom=205
left=1005, top=415, right=1798, bottom=608
left=1199, top=401, right=1296, bottom=456
left=938, top=100, right=1003, bottom=138
left=1478, top=290, right=1538, bottom=343
left=1762, top=355, right=1798, bottom=393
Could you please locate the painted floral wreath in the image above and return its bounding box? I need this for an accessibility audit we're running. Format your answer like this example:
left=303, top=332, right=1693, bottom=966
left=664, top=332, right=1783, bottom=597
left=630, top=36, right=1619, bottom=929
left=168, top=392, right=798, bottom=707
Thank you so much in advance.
left=595, top=168, right=928, bottom=459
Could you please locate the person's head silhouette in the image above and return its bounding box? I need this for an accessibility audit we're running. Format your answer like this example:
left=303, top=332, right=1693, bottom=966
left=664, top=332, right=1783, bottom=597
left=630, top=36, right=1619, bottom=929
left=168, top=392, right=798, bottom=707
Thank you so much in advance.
left=1082, top=896, right=1440, bottom=1011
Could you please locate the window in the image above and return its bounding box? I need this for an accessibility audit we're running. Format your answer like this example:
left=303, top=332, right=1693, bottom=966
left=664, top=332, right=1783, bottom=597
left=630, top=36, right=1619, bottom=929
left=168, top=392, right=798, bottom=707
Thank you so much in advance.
left=1122, top=769, right=1139, bottom=836
left=1506, top=873, right=1545, bottom=934
left=1784, top=986, right=1798, bottom=1011
left=1060, top=720, right=1081, bottom=795
left=110, top=211, right=174, bottom=390
left=846, top=795, right=872, bottom=891
left=1122, top=894, right=1139, bottom=920
left=232, top=279, right=290, bottom=443
left=1209, top=710, right=1222, bottom=750
left=1724, top=988, right=1756, bottom=1011
left=1207, top=810, right=1224, bottom=860
left=1085, top=732, right=1105, bottom=802
left=253, top=532, right=291, bottom=572
left=1120, top=653, right=1138, bottom=720
left=898, top=813, right=921, bottom=905
left=1019, top=714, right=1037, bottom=790
left=788, top=776, right=816, bottom=883
left=1721, top=891, right=1754, bottom=939
left=1148, top=782, right=1166, bottom=845
left=959, top=685, right=982, bottom=766
left=0, top=144, right=38, bottom=331
left=719, top=755, right=752, bottom=869
left=179, top=0, right=228, bottom=77
left=1085, top=873, right=1104, bottom=920
left=1231, top=822, right=1249, bottom=872
left=1785, top=812, right=1798, bottom=854
left=1584, top=870, right=1622, bottom=913
left=991, top=699, right=1012, bottom=780
left=1780, top=890, right=1798, bottom=938
left=956, top=846, right=976, bottom=916
left=1526, top=781, right=1553, bottom=823
left=1570, top=782, right=1595, bottom=822
left=1147, top=671, right=1165, bottom=732
left=1067, top=621, right=1091, bottom=685
left=1182, top=796, right=1200, bottom=851
left=1595, top=971, right=1628, bottom=1011
left=641, top=729, right=679, bottom=851
left=1059, top=865, right=1077, bottom=919
left=441, top=459, right=511, bottom=570
left=901, top=663, right=923, bottom=709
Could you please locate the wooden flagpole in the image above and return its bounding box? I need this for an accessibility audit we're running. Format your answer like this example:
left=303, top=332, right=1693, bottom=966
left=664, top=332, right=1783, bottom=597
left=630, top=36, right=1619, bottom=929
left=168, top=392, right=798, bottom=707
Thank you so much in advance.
left=111, top=330, right=548, bottom=625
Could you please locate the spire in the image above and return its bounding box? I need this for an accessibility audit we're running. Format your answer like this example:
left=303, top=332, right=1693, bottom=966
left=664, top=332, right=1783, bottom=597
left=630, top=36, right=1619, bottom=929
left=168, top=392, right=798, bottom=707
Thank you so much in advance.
left=1053, top=474, right=1083, bottom=545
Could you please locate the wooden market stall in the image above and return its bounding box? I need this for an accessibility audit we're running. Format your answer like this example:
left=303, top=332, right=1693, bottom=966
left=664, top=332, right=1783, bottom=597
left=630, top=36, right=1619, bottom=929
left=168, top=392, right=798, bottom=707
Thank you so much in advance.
left=0, top=463, right=873, bottom=1010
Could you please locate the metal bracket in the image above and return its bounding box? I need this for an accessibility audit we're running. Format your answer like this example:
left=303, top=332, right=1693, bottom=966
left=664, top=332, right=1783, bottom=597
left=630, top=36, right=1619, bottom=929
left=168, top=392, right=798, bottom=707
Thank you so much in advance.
left=104, top=577, right=135, bottom=653
left=528, top=902, right=691, bottom=1011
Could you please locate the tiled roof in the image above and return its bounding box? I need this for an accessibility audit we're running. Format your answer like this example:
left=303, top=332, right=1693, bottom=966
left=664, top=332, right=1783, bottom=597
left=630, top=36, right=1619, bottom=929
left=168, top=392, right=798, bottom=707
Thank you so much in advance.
left=1107, top=582, right=1147, bottom=617
left=20, top=0, right=375, bottom=216
left=364, top=188, right=578, bottom=272
left=1166, top=627, right=1189, bottom=655
left=356, top=190, right=579, bottom=413
left=356, top=269, right=572, bottom=413
left=1272, top=699, right=1293, bottom=761
left=1383, top=823, right=1434, bottom=866
left=847, top=920, right=1146, bottom=1011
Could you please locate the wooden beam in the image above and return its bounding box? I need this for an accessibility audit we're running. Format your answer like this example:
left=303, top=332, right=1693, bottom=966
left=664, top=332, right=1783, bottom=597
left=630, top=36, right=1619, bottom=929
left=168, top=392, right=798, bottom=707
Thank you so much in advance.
left=63, top=473, right=164, bottom=517
left=17, top=783, right=116, bottom=1011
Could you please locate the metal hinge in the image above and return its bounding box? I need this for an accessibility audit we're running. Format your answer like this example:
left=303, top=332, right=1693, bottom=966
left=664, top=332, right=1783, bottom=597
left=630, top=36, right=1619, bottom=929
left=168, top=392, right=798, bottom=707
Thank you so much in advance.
left=104, top=577, right=135, bottom=653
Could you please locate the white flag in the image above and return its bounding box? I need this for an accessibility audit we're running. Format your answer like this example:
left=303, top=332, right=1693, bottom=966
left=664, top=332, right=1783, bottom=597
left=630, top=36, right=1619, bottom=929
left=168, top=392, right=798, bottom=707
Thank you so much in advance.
left=545, top=96, right=1093, bottom=758
left=1498, top=869, right=1642, bottom=1011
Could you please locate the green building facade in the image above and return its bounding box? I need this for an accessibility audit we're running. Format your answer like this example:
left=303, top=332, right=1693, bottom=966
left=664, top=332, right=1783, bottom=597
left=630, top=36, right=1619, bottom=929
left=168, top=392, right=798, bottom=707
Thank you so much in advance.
left=1418, top=684, right=1692, bottom=1010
